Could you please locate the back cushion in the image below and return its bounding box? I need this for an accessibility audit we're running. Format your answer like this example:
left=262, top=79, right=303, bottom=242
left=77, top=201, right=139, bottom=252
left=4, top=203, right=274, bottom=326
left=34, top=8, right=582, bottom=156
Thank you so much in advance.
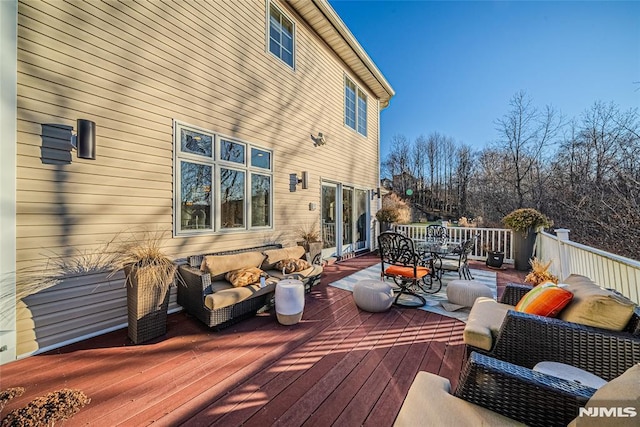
left=262, top=246, right=306, bottom=270
left=572, top=363, right=640, bottom=427
left=559, top=274, right=637, bottom=331
left=201, top=252, right=265, bottom=280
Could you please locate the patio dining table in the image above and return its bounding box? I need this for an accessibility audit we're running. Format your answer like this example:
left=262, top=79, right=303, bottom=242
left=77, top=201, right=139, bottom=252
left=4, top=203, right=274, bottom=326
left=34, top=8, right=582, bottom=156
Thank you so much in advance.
left=412, top=239, right=462, bottom=280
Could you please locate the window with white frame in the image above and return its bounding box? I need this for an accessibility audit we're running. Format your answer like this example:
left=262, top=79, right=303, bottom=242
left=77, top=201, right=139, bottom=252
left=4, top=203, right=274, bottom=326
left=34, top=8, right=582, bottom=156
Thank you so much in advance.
left=174, top=122, right=272, bottom=234
left=268, top=2, right=294, bottom=68
left=344, top=76, right=368, bottom=136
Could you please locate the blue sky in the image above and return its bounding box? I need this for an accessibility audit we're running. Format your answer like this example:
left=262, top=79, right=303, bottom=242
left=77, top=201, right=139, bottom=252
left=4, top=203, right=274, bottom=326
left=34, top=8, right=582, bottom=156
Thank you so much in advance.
left=329, top=0, right=640, bottom=158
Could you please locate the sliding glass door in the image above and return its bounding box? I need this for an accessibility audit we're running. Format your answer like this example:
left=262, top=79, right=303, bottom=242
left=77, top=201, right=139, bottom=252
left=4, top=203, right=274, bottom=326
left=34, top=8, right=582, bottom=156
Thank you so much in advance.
left=321, top=182, right=370, bottom=259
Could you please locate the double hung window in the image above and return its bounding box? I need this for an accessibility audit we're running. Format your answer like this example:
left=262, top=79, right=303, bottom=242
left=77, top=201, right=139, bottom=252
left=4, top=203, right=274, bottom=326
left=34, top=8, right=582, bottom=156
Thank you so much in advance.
left=268, top=2, right=295, bottom=68
left=344, top=76, right=368, bottom=136
left=174, top=122, right=272, bottom=235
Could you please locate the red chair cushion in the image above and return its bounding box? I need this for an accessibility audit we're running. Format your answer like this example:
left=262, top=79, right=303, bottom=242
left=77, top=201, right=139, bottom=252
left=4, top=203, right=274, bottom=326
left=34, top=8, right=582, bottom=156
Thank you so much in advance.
left=385, top=265, right=430, bottom=279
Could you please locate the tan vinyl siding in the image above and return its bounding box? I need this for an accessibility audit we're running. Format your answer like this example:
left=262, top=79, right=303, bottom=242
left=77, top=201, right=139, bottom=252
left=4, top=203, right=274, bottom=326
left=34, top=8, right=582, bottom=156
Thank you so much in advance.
left=16, top=0, right=383, bottom=356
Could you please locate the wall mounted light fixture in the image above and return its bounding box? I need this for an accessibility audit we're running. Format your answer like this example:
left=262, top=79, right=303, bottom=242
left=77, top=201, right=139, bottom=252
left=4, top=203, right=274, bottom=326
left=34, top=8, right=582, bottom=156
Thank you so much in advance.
left=71, top=119, right=96, bottom=159
left=310, top=132, right=326, bottom=147
left=371, top=187, right=381, bottom=200
left=289, top=171, right=309, bottom=192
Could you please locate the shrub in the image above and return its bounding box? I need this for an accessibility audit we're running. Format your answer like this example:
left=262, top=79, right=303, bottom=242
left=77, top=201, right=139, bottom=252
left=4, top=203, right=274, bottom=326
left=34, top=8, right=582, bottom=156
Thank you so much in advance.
left=375, top=207, right=400, bottom=223
left=377, top=193, right=411, bottom=224
left=502, top=208, right=552, bottom=232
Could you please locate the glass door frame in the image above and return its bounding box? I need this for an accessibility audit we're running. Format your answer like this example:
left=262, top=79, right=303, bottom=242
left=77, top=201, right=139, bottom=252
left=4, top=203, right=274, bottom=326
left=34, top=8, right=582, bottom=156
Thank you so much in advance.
left=321, top=180, right=373, bottom=260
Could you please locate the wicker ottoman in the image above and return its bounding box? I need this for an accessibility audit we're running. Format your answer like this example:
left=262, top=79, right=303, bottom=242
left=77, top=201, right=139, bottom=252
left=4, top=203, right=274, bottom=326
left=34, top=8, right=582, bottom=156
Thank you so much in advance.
left=353, top=279, right=394, bottom=312
left=446, top=280, right=493, bottom=308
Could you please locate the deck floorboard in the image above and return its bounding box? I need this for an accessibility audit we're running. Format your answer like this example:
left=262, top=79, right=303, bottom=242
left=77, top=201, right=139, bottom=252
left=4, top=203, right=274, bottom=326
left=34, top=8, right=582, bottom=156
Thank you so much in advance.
left=0, top=254, right=526, bottom=426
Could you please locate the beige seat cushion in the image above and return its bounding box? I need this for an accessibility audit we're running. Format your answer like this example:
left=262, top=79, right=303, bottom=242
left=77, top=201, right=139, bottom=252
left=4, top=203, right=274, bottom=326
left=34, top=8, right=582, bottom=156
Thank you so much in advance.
left=201, top=251, right=265, bottom=280
left=463, top=298, right=513, bottom=351
left=568, top=363, right=640, bottom=427
left=394, top=371, right=524, bottom=426
left=204, top=279, right=276, bottom=310
left=261, top=246, right=306, bottom=269
left=559, top=274, right=636, bottom=331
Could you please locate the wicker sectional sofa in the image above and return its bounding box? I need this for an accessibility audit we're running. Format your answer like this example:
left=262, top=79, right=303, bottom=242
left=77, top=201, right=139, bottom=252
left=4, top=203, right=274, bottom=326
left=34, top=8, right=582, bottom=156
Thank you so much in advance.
left=177, top=244, right=323, bottom=329
left=464, top=274, right=640, bottom=381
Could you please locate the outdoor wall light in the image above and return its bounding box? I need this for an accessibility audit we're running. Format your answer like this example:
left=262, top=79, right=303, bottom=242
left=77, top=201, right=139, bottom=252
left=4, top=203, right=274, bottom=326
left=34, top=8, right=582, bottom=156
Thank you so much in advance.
left=371, top=187, right=381, bottom=200
left=289, top=171, right=309, bottom=192
left=311, top=132, right=326, bottom=147
left=71, top=119, right=96, bottom=160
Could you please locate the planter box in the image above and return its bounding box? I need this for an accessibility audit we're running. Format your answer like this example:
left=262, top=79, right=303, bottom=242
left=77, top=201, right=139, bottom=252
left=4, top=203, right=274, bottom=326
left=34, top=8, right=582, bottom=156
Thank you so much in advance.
left=513, top=229, right=536, bottom=271
left=297, top=241, right=323, bottom=265
left=124, top=265, right=171, bottom=344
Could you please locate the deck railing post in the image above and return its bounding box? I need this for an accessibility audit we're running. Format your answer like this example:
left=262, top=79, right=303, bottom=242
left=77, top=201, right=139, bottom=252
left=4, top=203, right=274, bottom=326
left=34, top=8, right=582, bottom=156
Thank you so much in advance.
left=555, top=228, right=571, bottom=280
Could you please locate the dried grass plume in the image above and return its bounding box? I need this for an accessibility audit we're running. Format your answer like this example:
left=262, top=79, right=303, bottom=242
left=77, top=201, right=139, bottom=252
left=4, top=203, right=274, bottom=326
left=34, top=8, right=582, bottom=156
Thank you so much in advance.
left=524, top=257, right=558, bottom=286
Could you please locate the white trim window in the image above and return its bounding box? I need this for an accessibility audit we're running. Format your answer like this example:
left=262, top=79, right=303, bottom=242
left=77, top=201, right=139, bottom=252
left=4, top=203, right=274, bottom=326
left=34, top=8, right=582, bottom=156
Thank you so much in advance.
left=344, top=76, right=368, bottom=136
left=268, top=2, right=295, bottom=68
left=174, top=122, right=273, bottom=235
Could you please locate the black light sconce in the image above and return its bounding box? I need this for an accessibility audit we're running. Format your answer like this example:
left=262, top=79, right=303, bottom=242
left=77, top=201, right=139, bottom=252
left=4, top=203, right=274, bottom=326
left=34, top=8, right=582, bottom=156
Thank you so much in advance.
left=289, top=171, right=309, bottom=192
left=371, top=187, right=381, bottom=200
left=72, top=119, right=96, bottom=160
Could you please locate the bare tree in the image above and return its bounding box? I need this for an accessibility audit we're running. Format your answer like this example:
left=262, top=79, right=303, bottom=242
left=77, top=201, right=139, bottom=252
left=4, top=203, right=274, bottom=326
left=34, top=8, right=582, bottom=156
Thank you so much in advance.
left=545, top=102, right=640, bottom=258
left=494, top=91, right=563, bottom=208
left=456, top=144, right=474, bottom=217
left=383, top=134, right=412, bottom=194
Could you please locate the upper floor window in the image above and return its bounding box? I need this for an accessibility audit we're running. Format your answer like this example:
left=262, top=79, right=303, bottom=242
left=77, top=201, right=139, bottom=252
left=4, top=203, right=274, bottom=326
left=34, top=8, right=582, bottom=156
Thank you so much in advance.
left=344, top=76, right=368, bottom=136
left=268, top=3, right=294, bottom=68
left=174, top=122, right=273, bottom=235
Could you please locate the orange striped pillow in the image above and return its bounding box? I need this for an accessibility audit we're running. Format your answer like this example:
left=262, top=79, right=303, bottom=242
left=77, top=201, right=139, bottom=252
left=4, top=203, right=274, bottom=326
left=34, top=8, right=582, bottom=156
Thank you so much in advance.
left=515, top=283, right=573, bottom=317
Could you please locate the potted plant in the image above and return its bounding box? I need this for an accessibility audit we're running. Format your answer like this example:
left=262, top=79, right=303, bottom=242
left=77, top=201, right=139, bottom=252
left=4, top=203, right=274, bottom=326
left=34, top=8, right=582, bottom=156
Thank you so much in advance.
left=502, top=208, right=553, bottom=271
left=375, top=207, right=400, bottom=233
left=296, top=222, right=323, bottom=265
left=109, top=229, right=181, bottom=344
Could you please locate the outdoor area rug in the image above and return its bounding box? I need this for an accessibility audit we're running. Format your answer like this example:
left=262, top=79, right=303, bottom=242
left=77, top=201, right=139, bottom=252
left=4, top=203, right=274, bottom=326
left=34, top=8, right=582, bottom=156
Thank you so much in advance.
left=328, top=263, right=497, bottom=322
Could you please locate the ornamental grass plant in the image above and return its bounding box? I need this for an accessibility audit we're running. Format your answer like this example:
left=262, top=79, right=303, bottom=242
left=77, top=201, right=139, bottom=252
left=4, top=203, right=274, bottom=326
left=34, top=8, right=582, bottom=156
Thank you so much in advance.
left=108, top=229, right=182, bottom=290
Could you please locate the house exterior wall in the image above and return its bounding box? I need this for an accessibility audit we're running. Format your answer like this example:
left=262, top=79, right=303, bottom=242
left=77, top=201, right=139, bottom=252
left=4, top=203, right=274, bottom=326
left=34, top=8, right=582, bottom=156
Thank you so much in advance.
left=14, top=0, right=389, bottom=357
left=1, top=0, right=18, bottom=364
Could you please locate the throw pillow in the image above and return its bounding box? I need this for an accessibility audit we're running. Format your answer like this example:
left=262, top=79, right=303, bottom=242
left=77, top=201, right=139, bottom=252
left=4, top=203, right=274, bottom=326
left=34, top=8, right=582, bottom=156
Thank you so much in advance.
left=262, top=246, right=306, bottom=269
left=275, top=258, right=311, bottom=274
left=225, top=267, right=263, bottom=288
left=515, top=283, right=574, bottom=317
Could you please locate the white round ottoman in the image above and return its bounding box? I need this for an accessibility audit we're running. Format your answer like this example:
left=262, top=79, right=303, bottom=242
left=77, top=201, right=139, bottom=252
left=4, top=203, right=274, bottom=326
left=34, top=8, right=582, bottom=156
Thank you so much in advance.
left=353, top=279, right=394, bottom=312
left=446, top=280, right=493, bottom=308
left=276, top=279, right=305, bottom=325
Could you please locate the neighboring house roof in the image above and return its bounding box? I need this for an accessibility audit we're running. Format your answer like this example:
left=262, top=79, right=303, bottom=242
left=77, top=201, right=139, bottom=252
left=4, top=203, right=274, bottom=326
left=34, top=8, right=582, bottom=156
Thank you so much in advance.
left=288, top=0, right=395, bottom=109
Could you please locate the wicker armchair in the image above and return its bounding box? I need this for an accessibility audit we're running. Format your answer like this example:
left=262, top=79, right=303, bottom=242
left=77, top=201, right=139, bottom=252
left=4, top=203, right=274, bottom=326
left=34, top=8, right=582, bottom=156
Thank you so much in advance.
left=395, top=351, right=597, bottom=427
left=472, top=283, right=640, bottom=381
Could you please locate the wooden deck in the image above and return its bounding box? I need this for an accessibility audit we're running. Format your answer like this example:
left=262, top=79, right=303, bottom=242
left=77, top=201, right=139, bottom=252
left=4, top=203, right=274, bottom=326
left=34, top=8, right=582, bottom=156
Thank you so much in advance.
left=1, top=254, right=526, bottom=426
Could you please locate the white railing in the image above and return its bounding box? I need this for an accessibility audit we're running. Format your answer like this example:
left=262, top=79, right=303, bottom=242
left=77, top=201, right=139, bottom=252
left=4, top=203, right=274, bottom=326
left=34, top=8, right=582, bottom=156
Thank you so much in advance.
left=391, top=224, right=514, bottom=262
left=536, top=230, right=640, bottom=304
